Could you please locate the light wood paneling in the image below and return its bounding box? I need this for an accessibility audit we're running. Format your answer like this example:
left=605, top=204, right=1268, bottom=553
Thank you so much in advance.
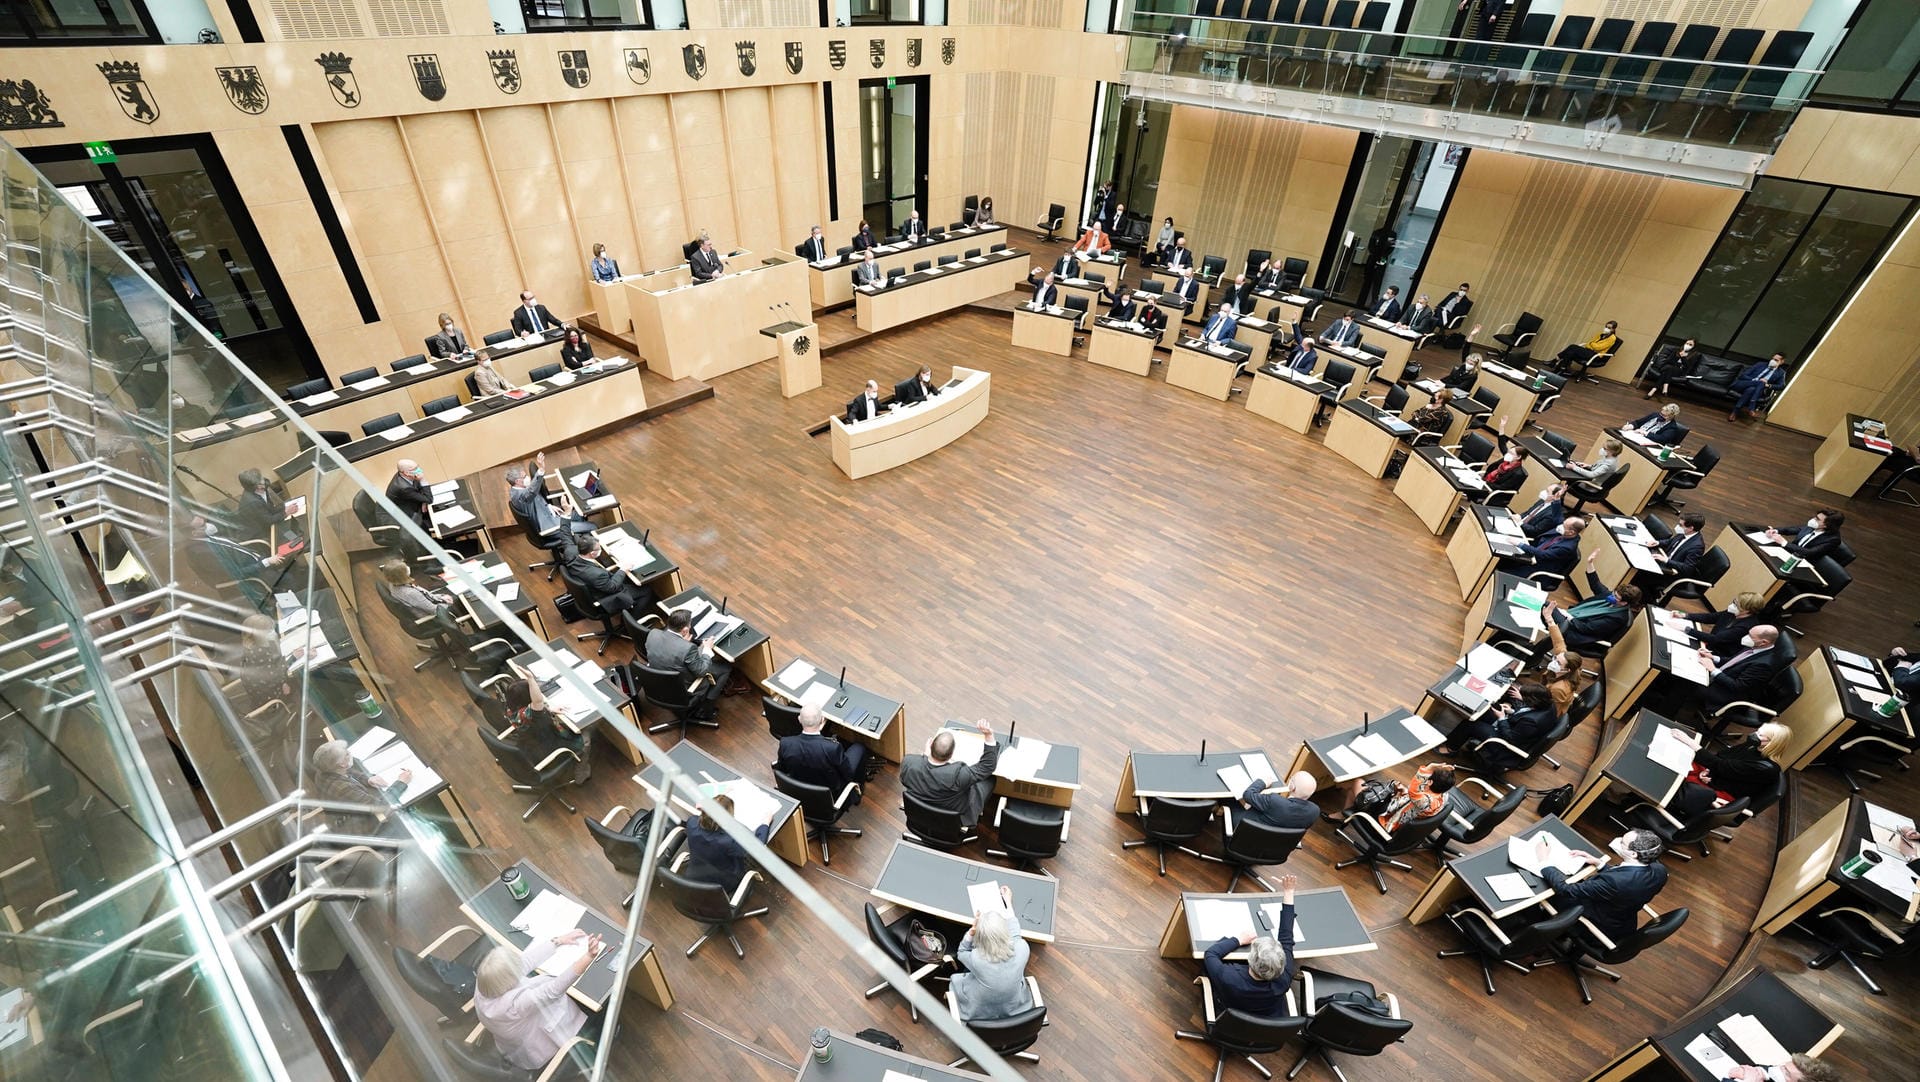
left=1772, top=212, right=1920, bottom=436
left=1768, top=109, right=1920, bottom=198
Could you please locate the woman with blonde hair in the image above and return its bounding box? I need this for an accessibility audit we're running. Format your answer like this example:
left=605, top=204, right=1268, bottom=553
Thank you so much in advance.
left=1680, top=591, right=1766, bottom=654
left=588, top=242, right=620, bottom=284
left=1668, top=722, right=1790, bottom=819
left=951, top=884, right=1032, bottom=1021
left=474, top=930, right=602, bottom=1069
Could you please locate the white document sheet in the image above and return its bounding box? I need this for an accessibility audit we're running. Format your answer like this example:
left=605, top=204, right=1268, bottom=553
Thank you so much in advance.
left=1653, top=621, right=1693, bottom=644
left=1348, top=732, right=1401, bottom=769
left=1508, top=604, right=1546, bottom=631
left=998, top=739, right=1051, bottom=781
left=967, top=881, right=1014, bottom=923
left=1744, top=530, right=1773, bottom=544
left=430, top=505, right=475, bottom=530
left=348, top=376, right=390, bottom=390
left=1189, top=898, right=1254, bottom=943
left=0, top=989, right=27, bottom=1051
left=776, top=658, right=817, bottom=689
left=1487, top=873, right=1536, bottom=901
left=1836, top=664, right=1883, bottom=689
left=798, top=683, right=835, bottom=712
left=720, top=779, right=782, bottom=828
left=1507, top=832, right=1584, bottom=877
left=1758, top=545, right=1794, bottom=562
left=1668, top=648, right=1712, bottom=686
left=945, top=728, right=989, bottom=765
left=299, top=390, right=340, bottom=406
left=1402, top=715, right=1444, bottom=747
left=1859, top=842, right=1919, bottom=897
left=434, top=405, right=473, bottom=422
left=1831, top=647, right=1875, bottom=669
left=1648, top=725, right=1699, bottom=773
left=346, top=726, right=396, bottom=761
left=1684, top=1033, right=1739, bottom=1079
left=1215, top=764, right=1253, bottom=795
left=1718, top=1013, right=1792, bottom=1068
left=429, top=479, right=460, bottom=495
left=510, top=890, right=586, bottom=941
left=536, top=941, right=588, bottom=977
left=495, top=581, right=520, bottom=602
left=1466, top=643, right=1515, bottom=679
left=378, top=425, right=415, bottom=442
left=1325, top=744, right=1373, bottom=778
left=1240, top=753, right=1277, bottom=784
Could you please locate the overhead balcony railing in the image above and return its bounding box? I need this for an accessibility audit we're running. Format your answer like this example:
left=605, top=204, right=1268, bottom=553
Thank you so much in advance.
left=1117, top=16, right=1824, bottom=188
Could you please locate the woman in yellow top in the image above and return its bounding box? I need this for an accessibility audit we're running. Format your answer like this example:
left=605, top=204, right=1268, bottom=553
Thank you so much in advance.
left=1550, top=319, right=1621, bottom=373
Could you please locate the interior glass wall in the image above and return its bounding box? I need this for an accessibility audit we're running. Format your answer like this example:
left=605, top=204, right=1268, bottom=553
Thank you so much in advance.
left=1808, top=0, right=1920, bottom=109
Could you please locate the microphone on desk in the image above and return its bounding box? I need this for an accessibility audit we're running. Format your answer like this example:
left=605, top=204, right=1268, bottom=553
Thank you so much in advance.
left=837, top=665, right=847, bottom=688
left=719, top=595, right=728, bottom=615
left=1198, top=739, right=1207, bottom=763
left=1008, top=720, right=1016, bottom=744
left=640, top=528, right=650, bottom=547
left=1362, top=711, right=1370, bottom=736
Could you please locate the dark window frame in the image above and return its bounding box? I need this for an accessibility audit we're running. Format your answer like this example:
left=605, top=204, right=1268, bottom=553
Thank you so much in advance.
left=0, top=0, right=161, bottom=44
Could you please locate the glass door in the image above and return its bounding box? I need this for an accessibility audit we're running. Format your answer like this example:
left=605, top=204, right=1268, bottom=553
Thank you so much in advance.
left=1325, top=136, right=1465, bottom=307
left=858, top=77, right=929, bottom=236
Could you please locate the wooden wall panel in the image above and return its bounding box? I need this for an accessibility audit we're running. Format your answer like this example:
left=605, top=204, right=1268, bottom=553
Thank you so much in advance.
left=1767, top=109, right=1920, bottom=199
left=614, top=95, right=691, bottom=272
left=770, top=84, right=825, bottom=241
left=724, top=88, right=780, bottom=257
left=671, top=92, right=739, bottom=247
left=551, top=99, right=635, bottom=279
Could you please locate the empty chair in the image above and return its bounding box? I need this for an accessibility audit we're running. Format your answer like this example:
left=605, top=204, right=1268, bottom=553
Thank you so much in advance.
left=1219, top=817, right=1307, bottom=892
left=987, top=797, right=1068, bottom=874
left=1800, top=904, right=1919, bottom=995
left=477, top=724, right=581, bottom=821
left=1439, top=902, right=1587, bottom=996
left=1334, top=807, right=1448, bottom=893
left=1526, top=372, right=1569, bottom=422
left=1199, top=254, right=1227, bottom=285
left=964, top=247, right=981, bottom=259
left=585, top=804, right=674, bottom=907
left=773, top=768, right=863, bottom=865
left=913, top=259, right=932, bottom=272
left=1173, top=973, right=1307, bottom=1082
left=990, top=242, right=1008, bottom=253
left=658, top=851, right=768, bottom=958
left=1764, top=556, right=1851, bottom=630
left=938, top=254, right=958, bottom=266
left=863, top=901, right=947, bottom=1022
left=626, top=658, right=718, bottom=737
left=1063, top=296, right=1089, bottom=343
left=945, top=978, right=1048, bottom=1068
left=1245, top=247, right=1272, bottom=278
left=1537, top=907, right=1689, bottom=1004
left=1536, top=429, right=1578, bottom=458
left=392, top=931, right=485, bottom=1024
left=1491, top=313, right=1542, bottom=361
left=946, top=221, right=964, bottom=232
left=904, top=789, right=979, bottom=850
left=1138, top=276, right=1164, bottom=295
left=421, top=395, right=461, bottom=416
left=391, top=353, right=429, bottom=373
left=1038, top=203, right=1065, bottom=240
left=1280, top=257, right=1308, bottom=291
left=528, top=362, right=562, bottom=381
left=1316, top=360, right=1357, bottom=418
left=340, top=366, right=378, bottom=384
left=1453, top=430, right=1497, bottom=467
left=284, top=376, right=331, bottom=399
left=1641, top=23, right=1718, bottom=124
left=483, top=329, right=515, bottom=346
left=1469, top=385, right=1500, bottom=420
left=1556, top=17, right=1632, bottom=120
left=1290, top=969, right=1413, bottom=1079
left=1122, top=796, right=1217, bottom=876
left=1652, top=443, right=1718, bottom=509
left=836, top=244, right=855, bottom=258
left=361, top=412, right=406, bottom=437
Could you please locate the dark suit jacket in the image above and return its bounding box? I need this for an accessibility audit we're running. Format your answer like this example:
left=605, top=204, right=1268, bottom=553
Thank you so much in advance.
left=1556, top=570, right=1632, bottom=651
left=683, top=818, right=768, bottom=888
left=1514, top=497, right=1566, bottom=536
left=689, top=248, right=725, bottom=281
left=901, top=217, right=927, bottom=240
left=1282, top=345, right=1318, bottom=373
left=1052, top=254, right=1082, bottom=280
left=900, top=746, right=998, bottom=826
left=1734, top=362, right=1788, bottom=391
left=1202, top=912, right=1295, bottom=1018
left=1435, top=291, right=1473, bottom=325
left=1627, top=414, right=1687, bottom=445
left=1459, top=705, right=1558, bottom=773
left=1402, top=304, right=1437, bottom=333
left=1516, top=531, right=1579, bottom=577
left=1139, top=306, right=1167, bottom=334
left=1775, top=525, right=1841, bottom=561
left=1166, top=247, right=1194, bottom=270
left=1686, top=610, right=1760, bottom=655
left=1322, top=319, right=1361, bottom=348
left=232, top=491, right=285, bottom=544
left=798, top=235, right=829, bottom=262
left=385, top=474, right=432, bottom=526
left=1107, top=299, right=1138, bottom=322
left=1657, top=532, right=1705, bottom=578
left=1171, top=277, right=1200, bottom=309
left=510, top=303, right=560, bottom=336
left=1239, top=782, right=1319, bottom=831
left=1704, top=647, right=1777, bottom=714
left=1218, top=284, right=1255, bottom=314
left=1888, top=656, right=1920, bottom=698
left=1032, top=283, right=1060, bottom=308
left=560, top=553, right=644, bottom=614
left=1254, top=269, right=1283, bottom=293
left=846, top=393, right=883, bottom=423
left=1543, top=863, right=1666, bottom=945
left=776, top=733, right=861, bottom=792
left=1370, top=297, right=1403, bottom=322
left=851, top=228, right=878, bottom=251
left=425, top=329, right=470, bottom=358
left=897, top=376, right=940, bottom=405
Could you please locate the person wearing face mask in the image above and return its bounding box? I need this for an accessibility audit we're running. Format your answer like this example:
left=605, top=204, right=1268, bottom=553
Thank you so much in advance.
left=1321, top=311, right=1362, bottom=349
left=426, top=312, right=470, bottom=359
left=385, top=459, right=433, bottom=529
left=588, top=242, right=620, bottom=284
left=1397, top=293, right=1436, bottom=335
left=1501, top=514, right=1585, bottom=579
left=473, top=354, right=519, bottom=397
left=1481, top=440, right=1529, bottom=497
left=1442, top=682, right=1558, bottom=770
left=509, top=289, right=561, bottom=337
left=1217, top=273, right=1255, bottom=315
left=1439, top=352, right=1482, bottom=392
left=1677, top=591, right=1765, bottom=655
left=1728, top=352, right=1790, bottom=421
left=1409, top=388, right=1456, bottom=435
left=1548, top=319, right=1621, bottom=374
left=232, top=467, right=295, bottom=545
left=1764, top=509, right=1843, bottom=561
left=845, top=380, right=884, bottom=424
left=1513, top=482, right=1568, bottom=536
left=1668, top=723, right=1789, bottom=819
left=1641, top=336, right=1698, bottom=399
left=1542, top=553, right=1643, bottom=653
left=1370, top=285, right=1402, bottom=323
left=1694, top=625, right=1782, bottom=731
left=559, top=327, right=595, bottom=371
left=1623, top=402, right=1686, bottom=445
left=1885, top=645, right=1920, bottom=699
left=1537, top=827, right=1667, bottom=945
left=1534, top=615, right=1589, bottom=714
left=1150, top=217, right=1177, bottom=268
left=1644, top=512, right=1706, bottom=579
left=1566, top=438, right=1625, bottom=483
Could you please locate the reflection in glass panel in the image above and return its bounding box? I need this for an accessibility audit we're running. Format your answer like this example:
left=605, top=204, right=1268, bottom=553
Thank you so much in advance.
left=1810, top=0, right=1920, bottom=106
left=1666, top=180, right=1824, bottom=351
left=1730, top=189, right=1912, bottom=361
left=0, top=0, right=147, bottom=39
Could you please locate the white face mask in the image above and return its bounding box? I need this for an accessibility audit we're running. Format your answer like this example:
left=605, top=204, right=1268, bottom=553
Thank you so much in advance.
left=202, top=521, right=218, bottom=536
left=1740, top=634, right=1756, bottom=648
left=1805, top=517, right=1821, bottom=531
left=1504, top=452, right=1519, bottom=464
left=1546, top=655, right=1566, bottom=675
left=1609, top=836, right=1632, bottom=860
left=1538, top=488, right=1554, bottom=502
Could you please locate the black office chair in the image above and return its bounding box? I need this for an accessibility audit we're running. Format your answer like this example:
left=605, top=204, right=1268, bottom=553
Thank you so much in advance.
left=1533, top=429, right=1576, bottom=459
left=1467, top=386, right=1500, bottom=428
left=483, top=329, right=515, bottom=346
left=1121, top=796, right=1218, bottom=876
left=340, top=366, right=378, bottom=384
left=1138, top=276, right=1164, bottom=295
left=353, top=488, right=425, bottom=560
left=362, top=413, right=406, bottom=437
left=1427, top=778, right=1526, bottom=858
left=512, top=501, right=572, bottom=582
left=1333, top=807, right=1448, bottom=894
left=1219, top=816, right=1306, bottom=893
left=1567, top=463, right=1630, bottom=512
left=762, top=696, right=803, bottom=739
left=964, top=194, right=979, bottom=219
left=659, top=852, right=768, bottom=958
left=937, top=254, right=958, bottom=266
left=903, top=790, right=979, bottom=850
left=1537, top=907, right=1689, bottom=1005
left=987, top=797, right=1067, bottom=874
left=1569, top=347, right=1615, bottom=383
left=1704, top=664, right=1802, bottom=741
left=373, top=579, right=463, bottom=672
left=1291, top=969, right=1413, bottom=1079
left=1800, top=904, right=1918, bottom=996
left=411, top=396, right=457, bottom=419
left=627, top=659, right=718, bottom=736
left=990, top=242, right=1008, bottom=253
left=586, top=805, right=677, bottom=907
left=1830, top=539, right=1857, bottom=567
left=1363, top=383, right=1409, bottom=416
left=883, top=233, right=904, bottom=245
left=284, top=377, right=331, bottom=399
left=477, top=724, right=580, bottom=821
left=1063, top=295, right=1089, bottom=344
left=1616, top=796, right=1750, bottom=861
left=964, top=247, right=981, bottom=259
left=1491, top=313, right=1542, bottom=361
left=1174, top=975, right=1307, bottom=1081
left=391, top=353, right=429, bottom=373
left=913, top=259, right=932, bottom=272
left=945, top=978, right=1048, bottom=1068
left=1462, top=709, right=1574, bottom=783
left=1655, top=544, right=1728, bottom=604
left=773, top=768, right=863, bottom=865
left=1038, top=203, right=1066, bottom=240
left=528, top=362, right=562, bottom=381
left=1521, top=372, right=1569, bottom=427
left=1439, top=902, right=1587, bottom=995
left=836, top=244, right=855, bottom=258
left=1817, top=725, right=1915, bottom=794
left=1452, top=430, right=1497, bottom=467
left=464, top=372, right=483, bottom=399
left=863, top=902, right=950, bottom=1023
left=1280, top=257, right=1308, bottom=291
left=1764, top=557, right=1851, bottom=635
left=1652, top=444, right=1718, bottom=509
left=1245, top=248, right=1272, bottom=278
left=392, top=933, right=485, bottom=1024
left=556, top=561, right=623, bottom=657
left=442, top=1034, right=590, bottom=1081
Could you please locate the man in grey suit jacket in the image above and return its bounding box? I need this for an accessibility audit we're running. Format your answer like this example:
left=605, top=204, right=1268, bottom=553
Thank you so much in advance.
left=688, top=238, right=727, bottom=282
left=644, top=609, right=732, bottom=700
left=900, top=721, right=998, bottom=828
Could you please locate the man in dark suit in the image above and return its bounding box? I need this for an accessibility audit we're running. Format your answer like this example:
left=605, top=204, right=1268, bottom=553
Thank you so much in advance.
left=688, top=238, right=726, bottom=282
left=775, top=705, right=871, bottom=800
left=1237, top=773, right=1320, bottom=831
left=1728, top=353, right=1788, bottom=420
left=1201, top=874, right=1298, bottom=1017
left=1217, top=273, right=1255, bottom=314
left=896, top=365, right=941, bottom=404
left=425, top=313, right=470, bottom=358
left=852, top=249, right=883, bottom=288
left=1698, top=625, right=1780, bottom=719
left=1886, top=647, right=1920, bottom=699
left=509, top=290, right=560, bottom=336
left=1513, top=483, right=1568, bottom=536
left=1051, top=250, right=1083, bottom=281
left=900, top=209, right=928, bottom=242
left=1253, top=260, right=1284, bottom=294
left=1170, top=266, right=1201, bottom=312
left=232, top=468, right=292, bottom=544
left=1434, top=283, right=1473, bottom=329
left=190, top=515, right=306, bottom=593
left=845, top=380, right=883, bottom=423
left=1369, top=286, right=1403, bottom=323
left=1546, top=556, right=1642, bottom=653
left=797, top=225, right=830, bottom=262
left=1765, top=510, right=1843, bottom=561
left=1646, top=512, right=1706, bottom=578
left=1398, top=293, right=1437, bottom=334
left=560, top=535, right=655, bottom=617
left=1198, top=303, right=1239, bottom=346
left=644, top=608, right=730, bottom=700
left=1540, top=828, right=1667, bottom=945
left=506, top=455, right=594, bottom=537
left=385, top=459, right=433, bottom=529
left=1448, top=682, right=1558, bottom=772
left=1165, top=237, right=1194, bottom=271
left=1030, top=272, right=1061, bottom=309
left=1624, top=404, right=1688, bottom=445
left=1277, top=335, right=1319, bottom=373
left=1502, top=515, right=1586, bottom=579
left=1106, top=287, right=1138, bottom=323
left=900, top=721, right=998, bottom=828
left=1321, top=311, right=1362, bottom=349
left=1093, top=181, right=1118, bottom=232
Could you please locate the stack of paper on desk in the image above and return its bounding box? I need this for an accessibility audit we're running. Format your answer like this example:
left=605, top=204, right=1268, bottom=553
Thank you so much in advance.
left=1215, top=764, right=1253, bottom=795
left=798, top=683, right=835, bottom=712
left=1324, top=745, right=1372, bottom=777
left=1508, top=604, right=1545, bottom=630
left=1718, top=1014, right=1792, bottom=1067
left=1668, top=647, right=1711, bottom=685
left=1831, top=647, right=1876, bottom=669
left=362, top=740, right=442, bottom=804
left=946, top=728, right=990, bottom=765
left=430, top=505, right=475, bottom=531
left=347, top=726, right=396, bottom=761
left=717, top=779, right=782, bottom=827
left=1348, top=732, right=1400, bottom=769
left=1648, top=724, right=1698, bottom=773
left=1189, top=898, right=1253, bottom=942
left=998, top=739, right=1051, bottom=781
left=1486, top=873, right=1536, bottom=901
left=775, top=659, right=817, bottom=690
left=1466, top=643, right=1515, bottom=679
left=1490, top=515, right=1526, bottom=537
left=1402, top=716, right=1444, bottom=746
left=1507, top=832, right=1584, bottom=877
left=511, top=891, right=585, bottom=940
left=967, top=881, right=1014, bottom=923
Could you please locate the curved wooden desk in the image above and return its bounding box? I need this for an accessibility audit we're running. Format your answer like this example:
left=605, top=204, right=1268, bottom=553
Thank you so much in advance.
left=829, top=367, right=990, bottom=479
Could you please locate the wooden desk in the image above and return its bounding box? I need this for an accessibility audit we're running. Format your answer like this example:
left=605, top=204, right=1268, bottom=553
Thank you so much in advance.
left=1057, top=276, right=1107, bottom=314
left=1011, top=304, right=1077, bottom=356
left=1325, top=399, right=1413, bottom=478
left=871, top=841, right=1059, bottom=942
left=1403, top=380, right=1492, bottom=446
left=1584, top=968, right=1841, bottom=1082
left=806, top=225, right=1009, bottom=308
left=1313, top=342, right=1382, bottom=400
left=1406, top=815, right=1597, bottom=925
left=796, top=1029, right=990, bottom=1081
left=1086, top=319, right=1158, bottom=376
left=1113, top=748, right=1277, bottom=812
left=587, top=276, right=634, bottom=333
left=1252, top=290, right=1311, bottom=328
left=830, top=367, right=990, bottom=480
left=657, top=585, right=774, bottom=687
left=1158, top=888, right=1376, bottom=960
left=443, top=549, right=547, bottom=642
left=853, top=250, right=1029, bottom=332
left=506, top=636, right=648, bottom=764
left=1448, top=504, right=1527, bottom=601
left=1600, top=610, right=1702, bottom=723
left=628, top=252, right=810, bottom=380
left=1565, top=710, right=1692, bottom=824
left=762, top=656, right=908, bottom=762
left=1752, top=797, right=1917, bottom=936
left=593, top=521, right=685, bottom=600
left=634, top=739, right=809, bottom=867
left=1394, top=446, right=1490, bottom=535
left=1589, top=428, right=1692, bottom=516
left=1284, top=708, right=1444, bottom=790
left=460, top=859, right=673, bottom=1011
left=1167, top=337, right=1247, bottom=401
left=1461, top=571, right=1551, bottom=657
left=1471, top=360, right=1545, bottom=433
left=1246, top=367, right=1335, bottom=434
left=1812, top=413, right=1896, bottom=496
left=1572, top=514, right=1665, bottom=600
left=1704, top=524, right=1829, bottom=612
left=1359, top=317, right=1420, bottom=383
left=1774, top=646, right=1913, bottom=772
left=1233, top=313, right=1279, bottom=361
left=937, top=721, right=1082, bottom=809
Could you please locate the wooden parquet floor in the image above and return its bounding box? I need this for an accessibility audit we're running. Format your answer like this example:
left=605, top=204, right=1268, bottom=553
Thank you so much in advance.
left=349, top=255, right=1920, bottom=1082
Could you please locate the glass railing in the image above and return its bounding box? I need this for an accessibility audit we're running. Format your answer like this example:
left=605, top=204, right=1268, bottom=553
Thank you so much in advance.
left=0, top=138, right=1025, bottom=1080
left=1119, top=16, right=1820, bottom=156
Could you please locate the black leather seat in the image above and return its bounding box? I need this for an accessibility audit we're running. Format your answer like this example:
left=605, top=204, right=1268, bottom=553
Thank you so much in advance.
left=773, top=767, right=862, bottom=865
left=1174, top=972, right=1307, bottom=1082
left=1219, top=816, right=1306, bottom=892
left=626, top=659, right=718, bottom=737
left=658, top=854, right=768, bottom=958
left=987, top=797, right=1067, bottom=873
left=1439, top=903, right=1586, bottom=995
left=903, top=789, right=978, bottom=850
left=1121, top=796, right=1217, bottom=876
left=1538, top=907, right=1689, bottom=1004
left=477, top=724, right=580, bottom=821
